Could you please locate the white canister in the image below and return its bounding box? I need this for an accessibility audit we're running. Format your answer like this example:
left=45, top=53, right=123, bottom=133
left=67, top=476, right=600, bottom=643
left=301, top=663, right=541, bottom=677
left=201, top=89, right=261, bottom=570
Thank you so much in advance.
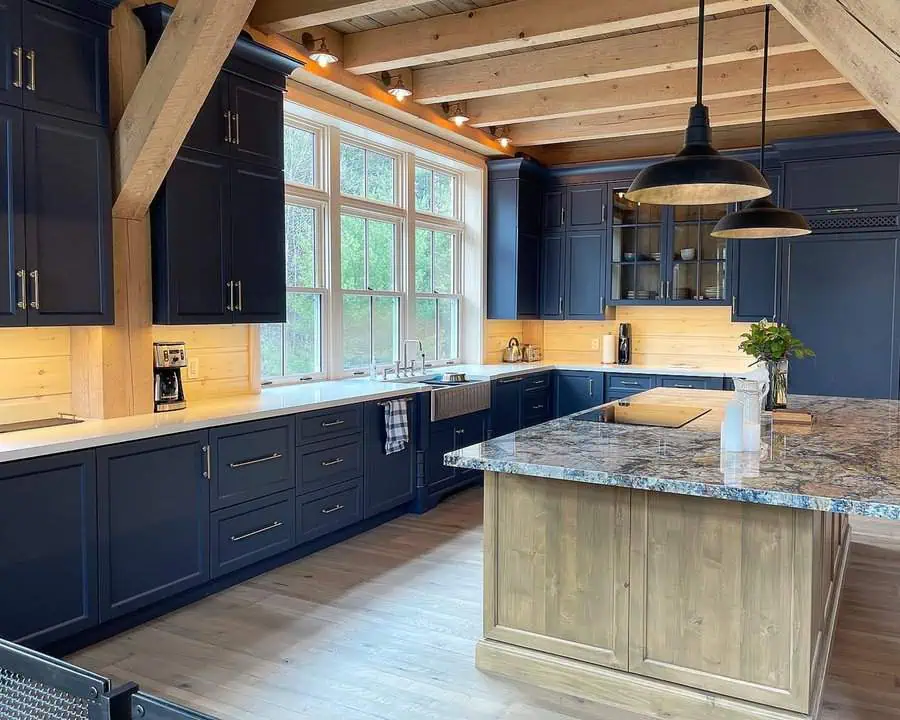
left=601, top=334, right=616, bottom=364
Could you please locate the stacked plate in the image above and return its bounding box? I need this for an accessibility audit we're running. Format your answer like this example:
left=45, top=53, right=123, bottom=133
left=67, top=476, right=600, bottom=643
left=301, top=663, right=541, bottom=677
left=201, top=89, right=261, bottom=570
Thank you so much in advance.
left=703, top=286, right=721, bottom=300
left=625, top=290, right=653, bottom=300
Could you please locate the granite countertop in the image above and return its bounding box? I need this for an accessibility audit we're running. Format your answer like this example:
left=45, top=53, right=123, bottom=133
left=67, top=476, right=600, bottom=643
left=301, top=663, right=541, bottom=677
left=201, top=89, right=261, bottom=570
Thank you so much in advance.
left=445, top=387, right=900, bottom=519
left=443, top=361, right=751, bottom=380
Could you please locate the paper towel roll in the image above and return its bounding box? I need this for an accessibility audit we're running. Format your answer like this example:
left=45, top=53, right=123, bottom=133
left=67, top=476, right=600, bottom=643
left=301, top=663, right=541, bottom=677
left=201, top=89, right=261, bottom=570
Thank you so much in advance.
left=601, top=334, right=616, bottom=364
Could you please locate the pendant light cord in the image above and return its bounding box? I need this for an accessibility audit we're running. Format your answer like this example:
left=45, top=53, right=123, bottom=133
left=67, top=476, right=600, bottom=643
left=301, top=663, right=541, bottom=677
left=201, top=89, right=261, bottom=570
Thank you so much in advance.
left=696, top=0, right=706, bottom=104
left=759, top=5, right=771, bottom=171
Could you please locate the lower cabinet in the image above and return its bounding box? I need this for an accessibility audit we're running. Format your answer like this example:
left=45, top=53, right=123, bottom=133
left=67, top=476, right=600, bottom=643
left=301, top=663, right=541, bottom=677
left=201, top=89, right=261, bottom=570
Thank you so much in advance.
left=364, top=398, right=416, bottom=518
left=0, top=451, right=97, bottom=646
left=297, top=480, right=362, bottom=544
left=422, top=411, right=488, bottom=509
left=490, top=376, right=524, bottom=437
left=97, top=432, right=210, bottom=621
left=555, top=371, right=604, bottom=416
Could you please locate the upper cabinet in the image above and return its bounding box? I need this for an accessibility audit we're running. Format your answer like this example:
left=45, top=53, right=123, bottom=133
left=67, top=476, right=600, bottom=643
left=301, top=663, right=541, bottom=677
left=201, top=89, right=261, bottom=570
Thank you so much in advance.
left=136, top=4, right=301, bottom=325
left=0, top=0, right=115, bottom=328
left=487, top=158, right=543, bottom=320
left=784, top=153, right=900, bottom=216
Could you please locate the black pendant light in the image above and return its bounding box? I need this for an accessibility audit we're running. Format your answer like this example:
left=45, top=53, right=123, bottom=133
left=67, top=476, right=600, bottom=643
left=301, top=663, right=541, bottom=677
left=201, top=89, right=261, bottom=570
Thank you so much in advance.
left=625, top=0, right=771, bottom=206
left=712, top=6, right=811, bottom=238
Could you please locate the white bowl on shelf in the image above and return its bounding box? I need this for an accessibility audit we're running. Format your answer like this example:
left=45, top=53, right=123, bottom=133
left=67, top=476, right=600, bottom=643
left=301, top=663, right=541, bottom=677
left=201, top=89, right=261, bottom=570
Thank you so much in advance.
left=679, top=248, right=696, bottom=261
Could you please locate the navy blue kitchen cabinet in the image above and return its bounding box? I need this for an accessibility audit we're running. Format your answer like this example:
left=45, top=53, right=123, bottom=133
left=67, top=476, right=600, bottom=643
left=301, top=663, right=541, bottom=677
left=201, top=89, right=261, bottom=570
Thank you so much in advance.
left=542, top=190, right=564, bottom=231
left=97, top=432, right=210, bottom=622
left=364, top=397, right=416, bottom=517
left=421, top=410, right=487, bottom=511
left=0, top=451, right=97, bottom=647
left=490, top=375, right=524, bottom=437
left=566, top=231, right=607, bottom=319
left=567, top=183, right=608, bottom=230
left=24, top=112, right=113, bottom=325
left=0, top=0, right=22, bottom=108
left=657, top=375, right=724, bottom=390
left=137, top=3, right=299, bottom=326
left=555, top=371, right=604, bottom=416
left=522, top=372, right=552, bottom=426
left=0, top=105, right=24, bottom=327
left=487, top=158, right=542, bottom=319
left=539, top=233, right=565, bottom=318
left=784, top=153, right=900, bottom=216
left=781, top=231, right=900, bottom=399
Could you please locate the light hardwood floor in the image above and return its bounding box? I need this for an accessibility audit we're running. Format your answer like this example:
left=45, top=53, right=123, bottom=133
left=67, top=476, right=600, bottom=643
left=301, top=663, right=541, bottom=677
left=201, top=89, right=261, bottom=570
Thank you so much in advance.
left=71, top=488, right=900, bottom=720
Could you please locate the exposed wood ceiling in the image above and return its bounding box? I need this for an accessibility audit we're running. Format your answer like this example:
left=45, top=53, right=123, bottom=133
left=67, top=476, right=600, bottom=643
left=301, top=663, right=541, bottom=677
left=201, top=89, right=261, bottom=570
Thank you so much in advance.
left=244, top=0, right=898, bottom=158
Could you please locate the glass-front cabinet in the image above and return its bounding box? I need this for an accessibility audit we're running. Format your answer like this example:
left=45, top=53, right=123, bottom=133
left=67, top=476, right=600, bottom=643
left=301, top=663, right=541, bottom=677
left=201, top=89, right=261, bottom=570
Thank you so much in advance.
left=608, top=183, right=732, bottom=306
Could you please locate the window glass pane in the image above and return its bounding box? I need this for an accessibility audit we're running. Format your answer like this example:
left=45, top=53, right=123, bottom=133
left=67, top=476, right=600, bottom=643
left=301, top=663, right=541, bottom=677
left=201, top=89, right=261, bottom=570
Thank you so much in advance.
left=415, top=166, right=432, bottom=212
left=342, top=295, right=371, bottom=369
left=285, top=204, right=316, bottom=288
left=340, top=143, right=365, bottom=197
left=433, top=231, right=453, bottom=294
left=437, top=298, right=458, bottom=360
left=372, top=296, right=399, bottom=365
left=367, top=219, right=395, bottom=291
left=259, top=323, right=284, bottom=378
left=284, top=125, right=315, bottom=186
left=366, top=150, right=395, bottom=204
left=340, top=215, right=365, bottom=289
left=285, top=293, right=322, bottom=375
left=415, top=228, right=433, bottom=293
left=415, top=298, right=437, bottom=361
left=433, top=171, right=455, bottom=217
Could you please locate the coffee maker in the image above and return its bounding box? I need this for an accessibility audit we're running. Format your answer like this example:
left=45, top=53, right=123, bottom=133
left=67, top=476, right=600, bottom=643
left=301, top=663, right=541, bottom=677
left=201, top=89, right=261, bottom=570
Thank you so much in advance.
left=618, top=323, right=632, bottom=365
left=153, top=342, right=187, bottom=412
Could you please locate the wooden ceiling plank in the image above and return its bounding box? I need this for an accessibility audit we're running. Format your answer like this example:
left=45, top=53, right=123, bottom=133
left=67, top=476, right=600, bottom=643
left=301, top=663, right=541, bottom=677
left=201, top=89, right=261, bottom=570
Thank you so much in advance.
left=412, top=11, right=811, bottom=104
left=112, top=0, right=256, bottom=220
left=344, top=0, right=765, bottom=74
left=251, top=0, right=426, bottom=33
left=771, top=0, right=900, bottom=130
left=508, top=83, right=870, bottom=145
left=468, top=51, right=841, bottom=126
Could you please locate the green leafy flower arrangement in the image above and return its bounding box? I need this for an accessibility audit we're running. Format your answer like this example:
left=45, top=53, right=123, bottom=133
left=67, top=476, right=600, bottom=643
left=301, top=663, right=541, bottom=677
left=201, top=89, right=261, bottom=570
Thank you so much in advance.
left=738, top=320, right=815, bottom=364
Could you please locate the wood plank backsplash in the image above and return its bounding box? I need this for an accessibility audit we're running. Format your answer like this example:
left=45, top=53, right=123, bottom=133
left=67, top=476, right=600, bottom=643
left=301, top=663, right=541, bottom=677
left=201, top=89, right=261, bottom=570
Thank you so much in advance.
left=0, top=328, right=74, bottom=422
left=486, top=307, right=753, bottom=369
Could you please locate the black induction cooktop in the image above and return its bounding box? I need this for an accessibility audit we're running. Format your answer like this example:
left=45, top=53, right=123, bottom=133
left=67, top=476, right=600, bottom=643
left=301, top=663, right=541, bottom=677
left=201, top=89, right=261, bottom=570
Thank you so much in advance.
left=573, top=402, right=710, bottom=429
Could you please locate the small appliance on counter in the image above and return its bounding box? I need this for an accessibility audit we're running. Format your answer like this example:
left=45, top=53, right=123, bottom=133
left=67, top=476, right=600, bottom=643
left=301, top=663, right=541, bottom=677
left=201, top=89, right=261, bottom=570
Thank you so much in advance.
left=502, top=337, right=523, bottom=363
left=522, top=344, right=541, bottom=362
left=617, top=323, right=632, bottom=365
left=153, top=341, right=187, bottom=412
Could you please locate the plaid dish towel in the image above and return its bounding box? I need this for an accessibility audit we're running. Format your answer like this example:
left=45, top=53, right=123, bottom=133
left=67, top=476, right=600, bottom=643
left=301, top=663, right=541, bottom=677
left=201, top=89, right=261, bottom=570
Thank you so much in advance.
left=384, top=398, right=409, bottom=454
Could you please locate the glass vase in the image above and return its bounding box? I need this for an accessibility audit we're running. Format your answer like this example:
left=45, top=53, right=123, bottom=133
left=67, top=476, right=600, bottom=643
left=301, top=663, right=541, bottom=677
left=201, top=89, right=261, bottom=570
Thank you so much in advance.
left=766, top=359, right=788, bottom=410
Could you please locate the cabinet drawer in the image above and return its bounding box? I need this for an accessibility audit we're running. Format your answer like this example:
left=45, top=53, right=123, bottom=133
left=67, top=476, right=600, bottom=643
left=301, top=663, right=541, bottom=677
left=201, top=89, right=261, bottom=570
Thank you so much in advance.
left=210, top=417, right=294, bottom=510
left=523, top=373, right=550, bottom=392
left=606, top=389, right=643, bottom=402
left=210, top=492, right=294, bottom=579
left=297, top=481, right=362, bottom=544
left=523, top=389, right=551, bottom=425
left=659, top=375, right=724, bottom=390
left=606, top=374, right=654, bottom=392
left=297, top=404, right=362, bottom=444
left=297, top=436, right=363, bottom=495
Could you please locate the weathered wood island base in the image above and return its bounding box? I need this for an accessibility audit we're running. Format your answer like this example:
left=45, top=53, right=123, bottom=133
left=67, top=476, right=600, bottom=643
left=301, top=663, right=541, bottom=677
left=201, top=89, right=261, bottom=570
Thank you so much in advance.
left=478, top=470, right=850, bottom=720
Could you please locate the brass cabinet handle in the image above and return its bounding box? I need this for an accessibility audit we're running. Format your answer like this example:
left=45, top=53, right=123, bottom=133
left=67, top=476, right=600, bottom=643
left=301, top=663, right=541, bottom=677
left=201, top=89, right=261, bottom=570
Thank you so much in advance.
left=320, top=457, right=344, bottom=467
left=225, top=280, right=234, bottom=311
left=321, top=504, right=344, bottom=515
left=224, top=110, right=232, bottom=143
left=12, top=48, right=22, bottom=88
left=25, top=50, right=34, bottom=91
left=202, top=444, right=211, bottom=479
left=230, top=521, right=282, bottom=542
left=15, top=269, right=25, bottom=310
left=235, top=280, right=243, bottom=312
left=28, top=270, right=39, bottom=309
left=229, top=452, right=282, bottom=469
left=320, top=419, right=345, bottom=428
left=233, top=113, right=240, bottom=145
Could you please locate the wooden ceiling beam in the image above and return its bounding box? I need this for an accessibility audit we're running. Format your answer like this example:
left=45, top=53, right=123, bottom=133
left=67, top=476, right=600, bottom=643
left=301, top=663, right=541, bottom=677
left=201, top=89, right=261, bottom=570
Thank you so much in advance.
left=468, top=51, right=841, bottom=126
left=413, top=11, right=811, bottom=104
left=771, top=0, right=900, bottom=130
left=250, top=0, right=424, bottom=34
left=342, top=0, right=765, bottom=75
left=508, top=83, right=870, bottom=145
left=112, top=0, right=255, bottom=219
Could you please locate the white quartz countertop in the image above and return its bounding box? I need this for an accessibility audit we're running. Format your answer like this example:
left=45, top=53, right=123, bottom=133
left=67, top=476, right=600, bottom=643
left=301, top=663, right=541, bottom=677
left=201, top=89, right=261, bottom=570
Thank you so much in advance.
left=0, top=362, right=750, bottom=464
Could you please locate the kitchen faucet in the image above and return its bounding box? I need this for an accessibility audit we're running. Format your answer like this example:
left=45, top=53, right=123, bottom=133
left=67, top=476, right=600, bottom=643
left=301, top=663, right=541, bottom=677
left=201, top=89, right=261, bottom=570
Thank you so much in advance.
left=402, top=338, right=426, bottom=376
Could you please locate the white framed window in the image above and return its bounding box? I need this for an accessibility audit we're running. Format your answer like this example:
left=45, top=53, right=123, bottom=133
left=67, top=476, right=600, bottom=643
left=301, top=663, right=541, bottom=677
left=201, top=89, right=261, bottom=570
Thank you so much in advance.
left=339, top=211, right=402, bottom=371
left=340, top=140, right=400, bottom=206
left=414, top=225, right=460, bottom=362
left=415, top=163, right=459, bottom=219
left=284, top=117, right=325, bottom=191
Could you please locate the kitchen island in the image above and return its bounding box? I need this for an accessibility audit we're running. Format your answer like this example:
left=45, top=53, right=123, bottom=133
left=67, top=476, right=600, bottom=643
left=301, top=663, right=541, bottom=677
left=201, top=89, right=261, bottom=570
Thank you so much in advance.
left=444, top=388, right=900, bottom=720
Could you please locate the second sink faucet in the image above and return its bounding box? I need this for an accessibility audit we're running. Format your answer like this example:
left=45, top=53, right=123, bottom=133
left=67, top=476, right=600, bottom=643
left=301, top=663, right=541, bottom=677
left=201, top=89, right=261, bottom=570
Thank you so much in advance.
left=402, top=338, right=427, bottom=375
